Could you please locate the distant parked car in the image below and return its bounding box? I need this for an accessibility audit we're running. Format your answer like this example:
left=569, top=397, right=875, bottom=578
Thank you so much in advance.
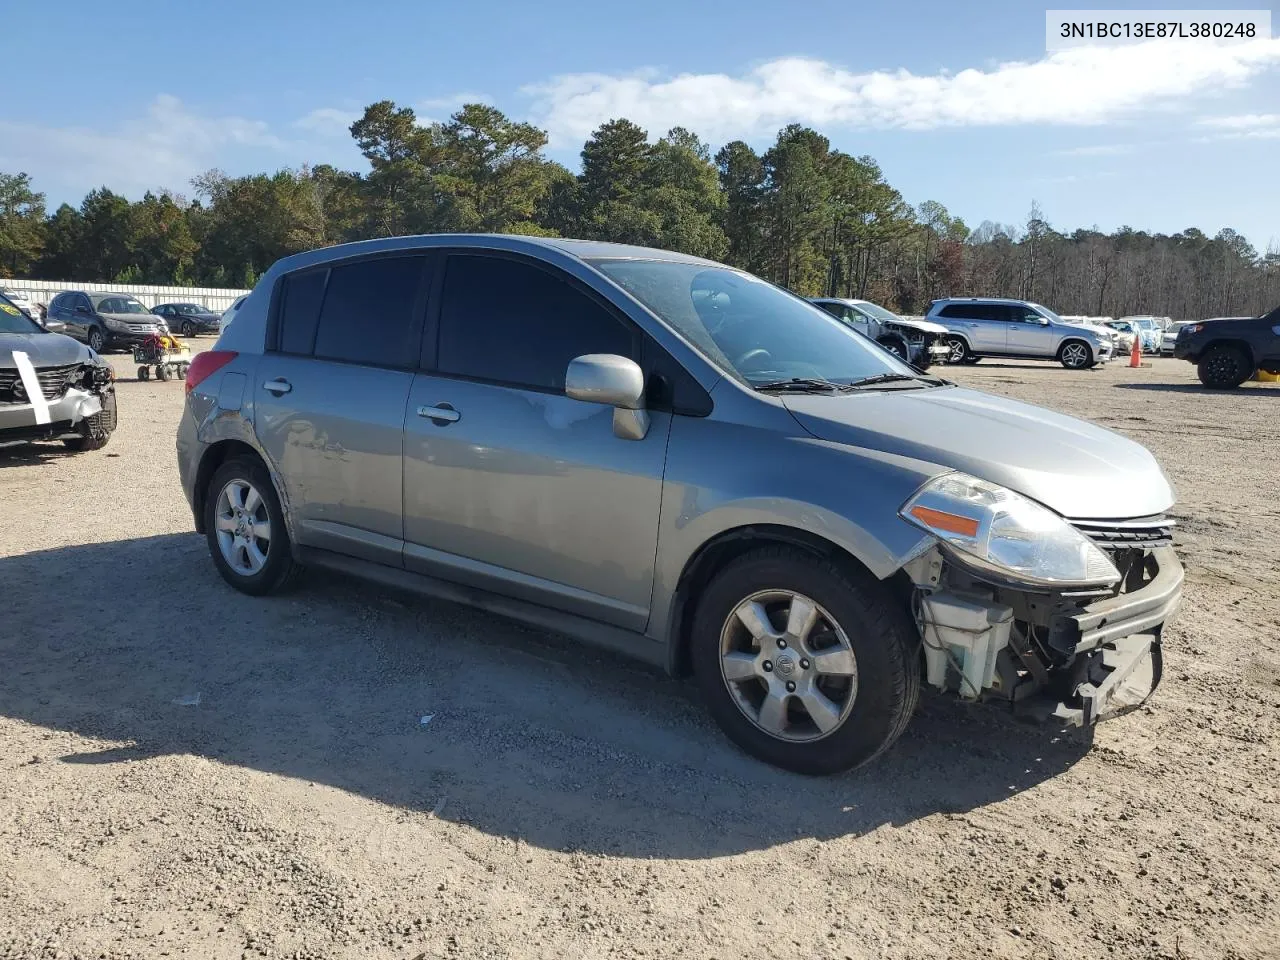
left=1173, top=308, right=1280, bottom=388
left=0, top=291, right=118, bottom=452
left=1118, top=316, right=1164, bottom=354
left=1160, top=320, right=1206, bottom=355
left=154, top=302, right=221, bottom=337
left=810, top=297, right=950, bottom=369
left=926, top=297, right=1113, bottom=368
left=219, top=295, right=249, bottom=333
left=1102, top=320, right=1140, bottom=355
left=46, top=291, right=170, bottom=353
left=0, top=287, right=41, bottom=324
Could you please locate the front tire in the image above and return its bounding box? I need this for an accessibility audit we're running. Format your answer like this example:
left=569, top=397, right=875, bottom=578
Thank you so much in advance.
left=87, top=327, right=106, bottom=353
left=691, top=546, right=920, bottom=775
left=1058, top=339, right=1093, bottom=369
left=62, top=390, right=116, bottom=452
left=1197, top=345, right=1251, bottom=389
left=877, top=336, right=910, bottom=363
left=204, top=457, right=300, bottom=596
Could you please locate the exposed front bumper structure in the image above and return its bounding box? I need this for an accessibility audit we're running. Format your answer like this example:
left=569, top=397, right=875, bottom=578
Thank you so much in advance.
left=907, top=542, right=1182, bottom=726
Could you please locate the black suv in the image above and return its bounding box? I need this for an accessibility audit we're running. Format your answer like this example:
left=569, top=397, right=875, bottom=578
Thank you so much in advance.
left=46, top=291, right=170, bottom=353
left=1173, top=306, right=1280, bottom=388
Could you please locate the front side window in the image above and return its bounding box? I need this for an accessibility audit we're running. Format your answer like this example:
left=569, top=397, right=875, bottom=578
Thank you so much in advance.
left=589, top=259, right=912, bottom=387
left=438, top=255, right=635, bottom=391
left=312, top=256, right=427, bottom=367
left=851, top=300, right=900, bottom=323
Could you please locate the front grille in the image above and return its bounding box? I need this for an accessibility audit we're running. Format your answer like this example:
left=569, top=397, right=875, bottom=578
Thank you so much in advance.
left=1071, top=515, right=1174, bottom=550
left=0, top=364, right=82, bottom=403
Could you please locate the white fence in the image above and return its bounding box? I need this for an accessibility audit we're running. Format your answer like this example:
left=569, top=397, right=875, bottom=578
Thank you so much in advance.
left=0, top=279, right=251, bottom=314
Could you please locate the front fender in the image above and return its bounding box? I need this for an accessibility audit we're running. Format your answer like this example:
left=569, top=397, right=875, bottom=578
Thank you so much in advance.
left=648, top=405, right=942, bottom=643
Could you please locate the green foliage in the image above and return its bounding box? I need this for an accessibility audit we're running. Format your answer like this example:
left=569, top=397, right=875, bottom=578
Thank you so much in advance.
left=0, top=172, right=46, bottom=276
left=3, top=104, right=1276, bottom=317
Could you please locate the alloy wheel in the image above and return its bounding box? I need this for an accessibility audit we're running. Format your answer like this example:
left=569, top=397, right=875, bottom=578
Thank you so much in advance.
left=214, top=478, right=272, bottom=576
left=719, top=590, right=859, bottom=742
left=946, top=338, right=967, bottom=364
left=1061, top=342, right=1089, bottom=367
left=88, top=328, right=105, bottom=352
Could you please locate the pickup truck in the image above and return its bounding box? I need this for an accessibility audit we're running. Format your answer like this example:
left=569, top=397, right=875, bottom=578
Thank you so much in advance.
left=1173, top=307, right=1280, bottom=388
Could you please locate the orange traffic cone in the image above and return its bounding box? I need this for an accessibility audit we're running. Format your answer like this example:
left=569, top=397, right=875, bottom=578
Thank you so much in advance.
left=1128, top=336, right=1141, bottom=368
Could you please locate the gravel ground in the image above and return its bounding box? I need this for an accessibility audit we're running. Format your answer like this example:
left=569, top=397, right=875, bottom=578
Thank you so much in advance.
left=2, top=347, right=1277, bottom=960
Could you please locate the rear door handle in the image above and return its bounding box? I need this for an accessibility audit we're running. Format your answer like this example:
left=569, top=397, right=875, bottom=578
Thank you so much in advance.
left=418, top=403, right=460, bottom=425
left=263, top=378, right=292, bottom=395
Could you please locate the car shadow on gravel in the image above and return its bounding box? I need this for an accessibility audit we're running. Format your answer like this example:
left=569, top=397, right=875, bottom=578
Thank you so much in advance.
left=0, top=443, right=84, bottom=465
left=1114, top=382, right=1280, bottom=396
left=2, top=535, right=1094, bottom=859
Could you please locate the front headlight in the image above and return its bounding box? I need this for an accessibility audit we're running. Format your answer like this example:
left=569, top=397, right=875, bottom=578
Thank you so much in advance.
left=900, top=472, right=1120, bottom=587
left=102, top=318, right=128, bottom=331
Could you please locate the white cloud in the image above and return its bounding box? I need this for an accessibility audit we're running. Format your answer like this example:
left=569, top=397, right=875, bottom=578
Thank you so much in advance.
left=1197, top=112, right=1280, bottom=129
left=294, top=107, right=360, bottom=137
left=0, top=95, right=294, bottom=201
left=1194, top=112, right=1280, bottom=139
left=1055, top=143, right=1135, bottom=157
left=523, top=38, right=1280, bottom=146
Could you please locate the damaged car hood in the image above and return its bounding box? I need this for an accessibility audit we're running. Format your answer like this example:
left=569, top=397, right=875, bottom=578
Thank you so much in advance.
left=888, top=317, right=949, bottom=336
left=783, top=386, right=1175, bottom=519
left=1, top=331, right=97, bottom=367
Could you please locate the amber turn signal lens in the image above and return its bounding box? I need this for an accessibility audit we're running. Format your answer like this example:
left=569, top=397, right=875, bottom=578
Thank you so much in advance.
left=909, top=505, right=980, bottom=537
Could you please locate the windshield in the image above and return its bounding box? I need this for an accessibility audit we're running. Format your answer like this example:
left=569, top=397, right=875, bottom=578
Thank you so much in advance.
left=589, top=260, right=917, bottom=387
left=1028, top=303, right=1065, bottom=323
left=1128, top=317, right=1158, bottom=330
left=93, top=295, right=150, bottom=315
left=0, top=296, right=41, bottom=334
left=850, top=300, right=901, bottom=323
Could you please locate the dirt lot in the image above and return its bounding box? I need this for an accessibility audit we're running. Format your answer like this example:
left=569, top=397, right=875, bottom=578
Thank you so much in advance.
left=2, top=348, right=1278, bottom=960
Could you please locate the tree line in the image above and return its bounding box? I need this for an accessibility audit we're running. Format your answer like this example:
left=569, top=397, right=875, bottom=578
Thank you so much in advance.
left=2, top=100, right=1276, bottom=318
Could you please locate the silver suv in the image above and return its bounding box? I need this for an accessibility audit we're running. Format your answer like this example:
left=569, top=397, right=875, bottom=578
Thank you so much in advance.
left=177, top=236, right=1182, bottom=774
left=927, top=297, right=1112, bottom=368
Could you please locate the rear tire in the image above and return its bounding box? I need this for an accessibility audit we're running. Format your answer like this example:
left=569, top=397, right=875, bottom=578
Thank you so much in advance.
left=691, top=546, right=920, bottom=775
left=204, top=457, right=301, bottom=596
left=181, top=321, right=196, bottom=337
left=1197, top=345, right=1251, bottom=389
left=137, top=366, right=149, bottom=381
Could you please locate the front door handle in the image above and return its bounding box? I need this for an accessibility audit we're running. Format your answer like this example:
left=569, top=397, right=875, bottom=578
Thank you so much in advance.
left=418, top=403, right=460, bottom=425
left=263, top=378, right=292, bottom=395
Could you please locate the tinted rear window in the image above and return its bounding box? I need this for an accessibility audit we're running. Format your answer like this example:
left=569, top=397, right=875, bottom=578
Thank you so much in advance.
left=313, top=256, right=426, bottom=367
left=278, top=269, right=328, bottom=355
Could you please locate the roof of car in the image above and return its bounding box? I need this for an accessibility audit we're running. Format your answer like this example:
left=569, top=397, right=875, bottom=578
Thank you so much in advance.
left=931, top=297, right=1033, bottom=305
left=267, top=234, right=722, bottom=280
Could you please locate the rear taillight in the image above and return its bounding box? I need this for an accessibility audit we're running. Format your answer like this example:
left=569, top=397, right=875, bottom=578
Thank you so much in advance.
left=185, top=350, right=238, bottom=394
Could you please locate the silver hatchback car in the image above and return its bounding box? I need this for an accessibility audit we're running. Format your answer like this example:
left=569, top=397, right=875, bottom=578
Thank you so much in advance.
left=178, top=235, right=1182, bottom=774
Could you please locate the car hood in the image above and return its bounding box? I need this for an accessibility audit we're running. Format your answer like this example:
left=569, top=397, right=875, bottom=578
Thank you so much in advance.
left=0, top=331, right=98, bottom=368
left=782, top=386, right=1175, bottom=519
left=889, top=317, right=949, bottom=335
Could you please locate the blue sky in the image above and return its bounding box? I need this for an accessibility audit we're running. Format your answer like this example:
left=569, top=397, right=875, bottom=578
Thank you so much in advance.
left=4, top=0, right=1278, bottom=252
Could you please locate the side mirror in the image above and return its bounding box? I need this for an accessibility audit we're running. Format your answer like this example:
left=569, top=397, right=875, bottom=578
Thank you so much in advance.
left=75, top=305, right=89, bottom=314
left=565, top=354, right=650, bottom=441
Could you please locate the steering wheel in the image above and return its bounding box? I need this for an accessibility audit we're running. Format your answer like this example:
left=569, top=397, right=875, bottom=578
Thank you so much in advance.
left=735, top=348, right=772, bottom=369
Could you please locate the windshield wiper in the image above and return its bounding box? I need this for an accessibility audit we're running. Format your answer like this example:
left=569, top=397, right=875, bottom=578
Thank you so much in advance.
left=753, top=378, right=849, bottom=393
left=845, top=372, right=945, bottom=389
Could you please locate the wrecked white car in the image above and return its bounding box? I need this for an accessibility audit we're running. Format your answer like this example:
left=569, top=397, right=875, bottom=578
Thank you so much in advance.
left=1, top=293, right=117, bottom=452
left=811, top=297, right=952, bottom=369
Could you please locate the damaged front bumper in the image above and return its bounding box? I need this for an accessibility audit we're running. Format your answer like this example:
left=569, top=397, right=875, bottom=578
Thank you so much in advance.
left=907, top=544, right=1183, bottom=727
left=0, top=387, right=107, bottom=443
